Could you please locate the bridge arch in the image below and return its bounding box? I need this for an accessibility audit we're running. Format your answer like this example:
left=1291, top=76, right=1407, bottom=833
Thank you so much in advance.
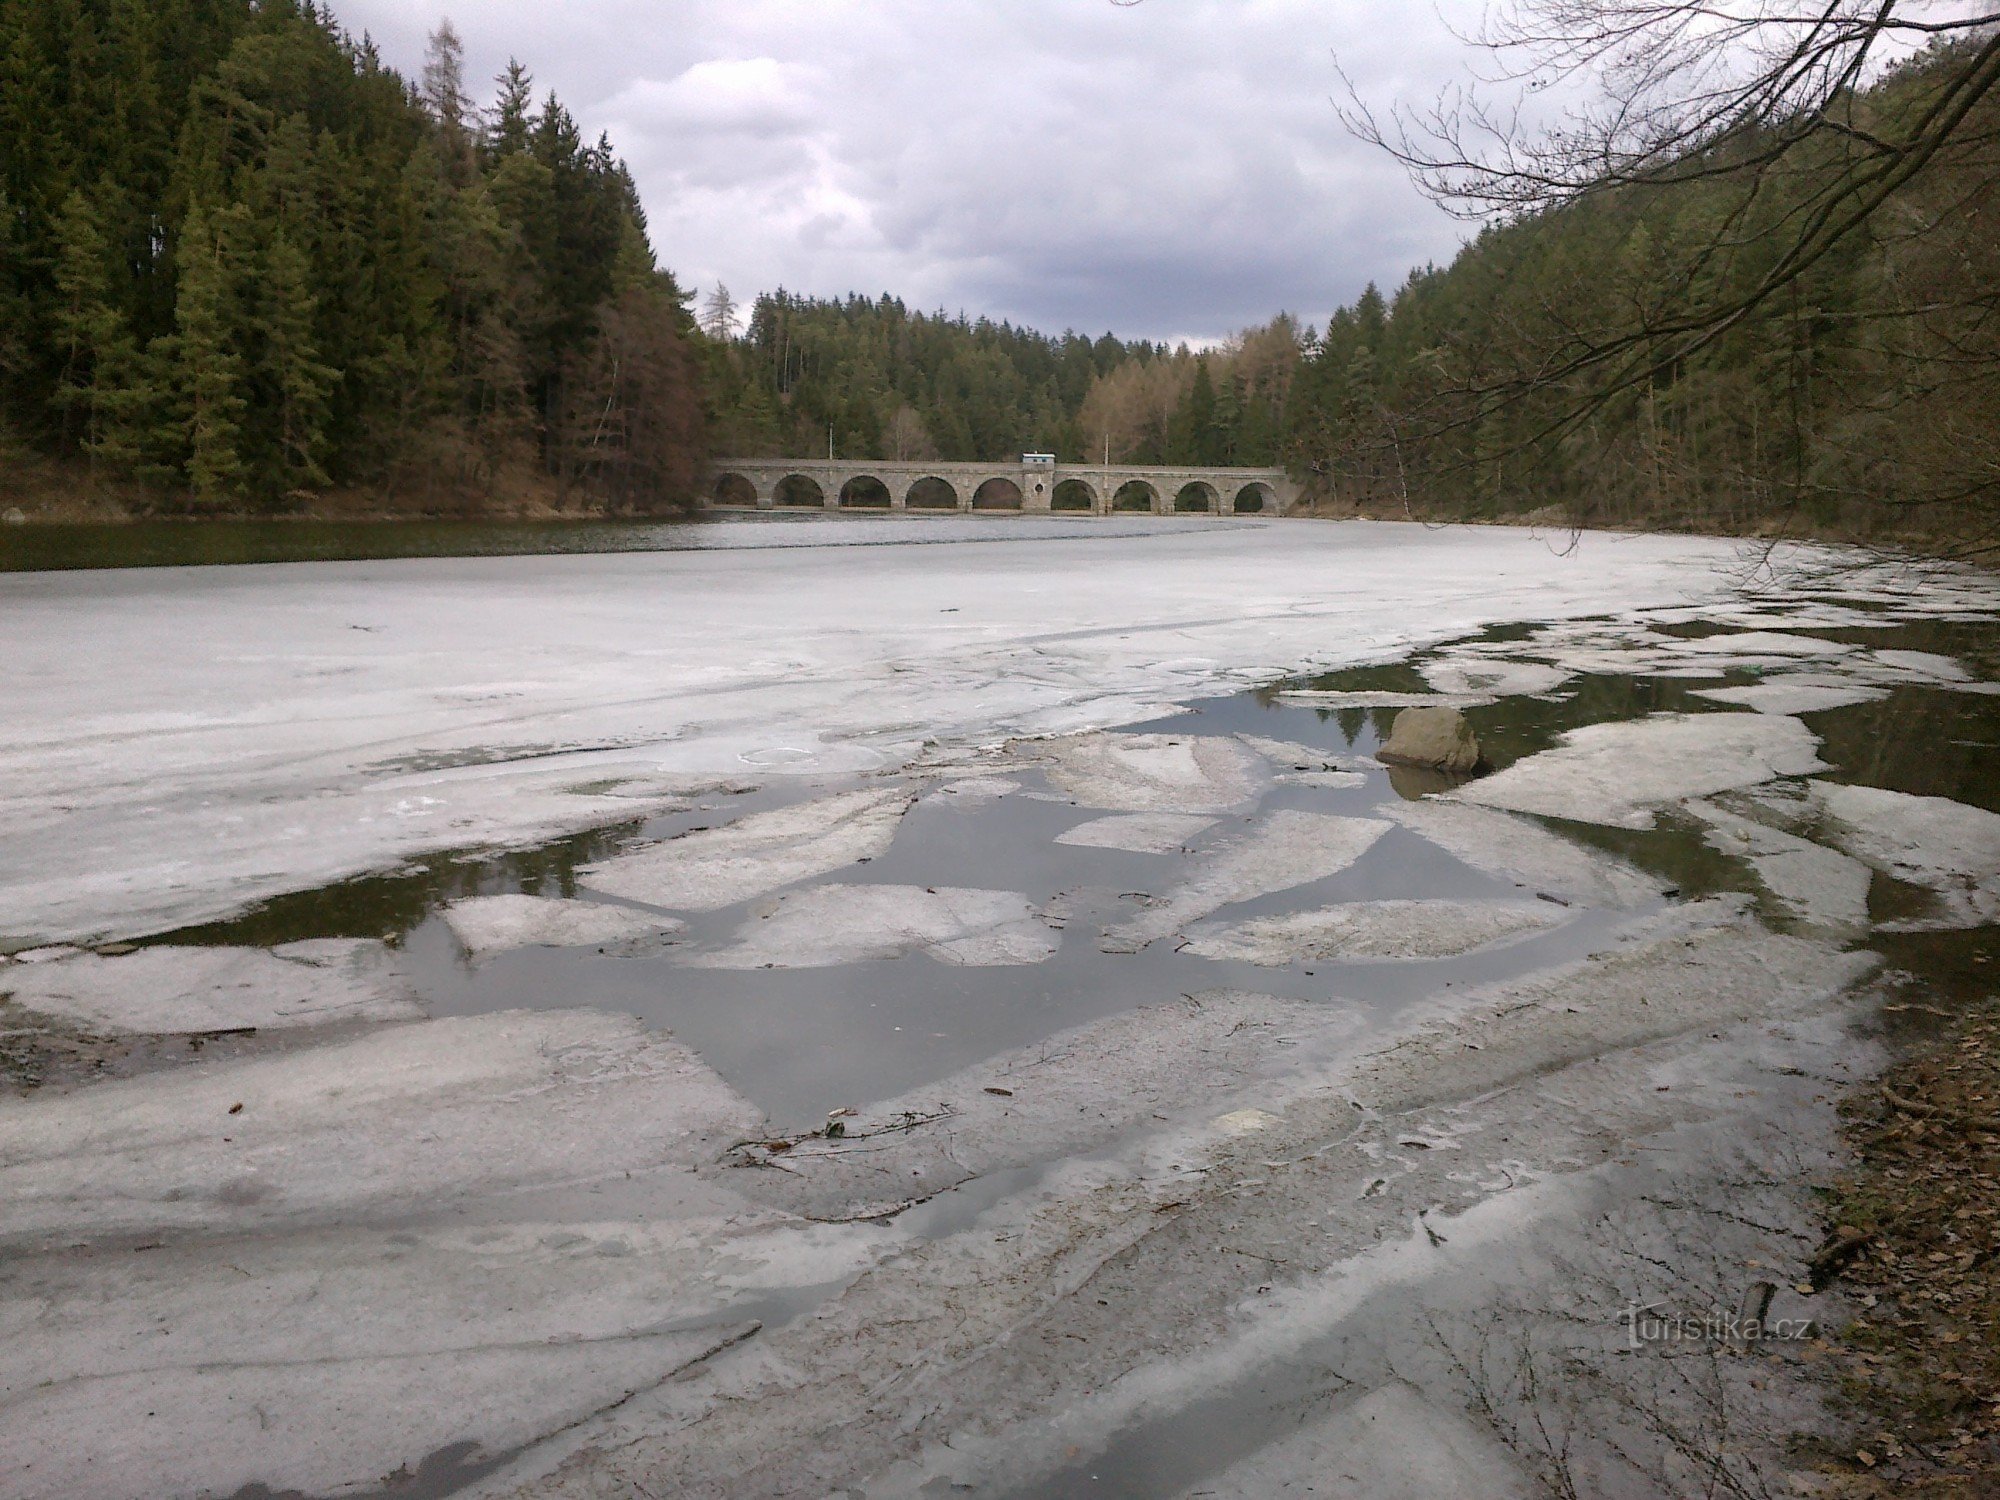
left=905, top=476, right=959, bottom=510
left=712, top=472, right=757, bottom=508
left=838, top=474, right=892, bottom=509
left=972, top=477, right=1023, bottom=511
left=1051, top=478, right=1096, bottom=512
left=1174, top=480, right=1218, bottom=513
left=1232, top=481, right=1276, bottom=514
left=1112, top=479, right=1159, bottom=513
left=774, top=474, right=825, bottom=508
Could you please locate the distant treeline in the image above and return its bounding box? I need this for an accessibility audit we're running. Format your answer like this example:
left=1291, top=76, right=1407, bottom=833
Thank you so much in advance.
left=701, top=289, right=1299, bottom=469
left=1280, top=36, right=2000, bottom=552
left=0, top=0, right=703, bottom=515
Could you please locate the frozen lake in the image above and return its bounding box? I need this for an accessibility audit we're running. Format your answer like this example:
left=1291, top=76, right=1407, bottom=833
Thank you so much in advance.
left=5, top=514, right=1999, bottom=1500
left=0, top=515, right=1742, bottom=947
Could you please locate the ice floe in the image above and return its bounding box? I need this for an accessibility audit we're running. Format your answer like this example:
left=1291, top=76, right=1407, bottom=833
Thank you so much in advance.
left=1235, top=734, right=1375, bottom=774
left=1807, top=782, right=2000, bottom=929
left=1175, top=1382, right=1537, bottom=1500
left=1181, top=899, right=1569, bottom=965
left=1276, top=689, right=1495, bottom=709
left=1054, top=812, right=1219, bottom=854
left=1691, top=678, right=1890, bottom=715
left=1381, top=799, right=1665, bottom=908
left=0, top=1009, right=760, bottom=1246
left=922, top=774, right=1021, bottom=810
left=1028, top=731, right=1265, bottom=812
left=2, top=939, right=422, bottom=1033
left=441, top=893, right=683, bottom=959
left=685, top=884, right=1058, bottom=968
left=722, top=988, right=1368, bottom=1221
left=1418, top=658, right=1573, bottom=697
left=1685, top=798, right=1873, bottom=932
left=1455, top=712, right=1825, bottom=828
left=1102, top=811, right=1390, bottom=952
left=580, top=786, right=910, bottom=911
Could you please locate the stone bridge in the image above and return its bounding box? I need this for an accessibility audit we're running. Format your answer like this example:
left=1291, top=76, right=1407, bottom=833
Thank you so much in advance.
left=701, top=457, right=1295, bottom=516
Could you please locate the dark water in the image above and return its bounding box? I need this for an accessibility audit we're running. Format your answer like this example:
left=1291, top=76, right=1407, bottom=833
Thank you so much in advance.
left=0, top=517, right=717, bottom=571
left=0, top=511, right=1216, bottom=571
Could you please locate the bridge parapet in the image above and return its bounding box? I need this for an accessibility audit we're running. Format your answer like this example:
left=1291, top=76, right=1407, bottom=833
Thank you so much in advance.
left=702, top=458, right=1293, bottom=516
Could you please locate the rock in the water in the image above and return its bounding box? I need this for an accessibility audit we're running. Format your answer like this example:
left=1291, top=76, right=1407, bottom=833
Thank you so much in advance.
left=1376, top=706, right=1482, bottom=773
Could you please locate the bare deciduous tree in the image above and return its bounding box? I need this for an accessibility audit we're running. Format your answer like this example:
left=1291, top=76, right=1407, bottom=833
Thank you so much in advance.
left=1342, top=2, right=2000, bottom=432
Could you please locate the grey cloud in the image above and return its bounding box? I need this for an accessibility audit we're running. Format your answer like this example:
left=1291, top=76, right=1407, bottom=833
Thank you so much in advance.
left=334, top=0, right=1478, bottom=340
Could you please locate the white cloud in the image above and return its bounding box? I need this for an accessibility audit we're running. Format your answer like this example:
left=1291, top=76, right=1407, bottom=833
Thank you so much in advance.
left=332, top=0, right=1479, bottom=340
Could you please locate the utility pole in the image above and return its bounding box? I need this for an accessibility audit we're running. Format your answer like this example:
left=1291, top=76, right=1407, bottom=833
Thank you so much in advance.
left=828, top=424, right=834, bottom=460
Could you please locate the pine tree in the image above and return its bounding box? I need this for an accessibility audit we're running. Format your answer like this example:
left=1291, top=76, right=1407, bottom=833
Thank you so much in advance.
left=258, top=229, right=339, bottom=492
left=700, top=283, right=737, bottom=340
left=170, top=200, right=248, bottom=505
left=49, top=188, right=138, bottom=463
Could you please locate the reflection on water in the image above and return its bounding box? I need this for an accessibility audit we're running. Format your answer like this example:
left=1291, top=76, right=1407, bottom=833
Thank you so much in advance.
left=0, top=512, right=1229, bottom=571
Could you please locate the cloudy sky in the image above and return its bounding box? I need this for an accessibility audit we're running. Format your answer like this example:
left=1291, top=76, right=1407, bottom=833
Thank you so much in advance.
left=334, top=1, right=1487, bottom=344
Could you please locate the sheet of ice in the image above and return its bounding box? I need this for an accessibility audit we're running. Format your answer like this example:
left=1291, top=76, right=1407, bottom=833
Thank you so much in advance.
left=1279, top=769, right=1369, bottom=788
left=1418, top=658, right=1573, bottom=697
left=1029, top=732, right=1265, bottom=812
left=0, top=523, right=1811, bottom=945
left=1276, top=689, right=1495, bottom=709
left=580, top=786, right=910, bottom=911
left=1685, top=798, right=1873, bottom=932
left=1, top=939, right=422, bottom=1033
left=1181, top=899, right=1568, bottom=965
left=1236, top=734, right=1375, bottom=775
left=724, top=988, right=1368, bottom=1221
left=923, top=775, right=1020, bottom=810
left=441, top=893, right=683, bottom=959
left=1691, top=678, right=1890, bottom=715
left=1871, top=647, right=1969, bottom=681
left=1, top=1279, right=751, bottom=1500
left=1173, top=1382, right=1537, bottom=1500
left=1454, top=712, right=1826, bottom=829
left=1103, top=811, right=1390, bottom=952
left=1808, top=781, right=2000, bottom=929
left=1054, top=812, right=1219, bottom=854
left=685, top=884, right=1058, bottom=968
left=1381, top=800, right=1664, bottom=908
left=1669, top=630, right=1856, bottom=658
left=0, top=1009, right=761, bottom=1246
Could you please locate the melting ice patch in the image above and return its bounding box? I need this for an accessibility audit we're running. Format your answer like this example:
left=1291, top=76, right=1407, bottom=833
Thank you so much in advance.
left=1055, top=812, right=1219, bottom=855
left=1103, top=812, right=1390, bottom=953
left=2, top=940, right=422, bottom=1033
left=441, top=893, right=683, bottom=959
left=1454, top=712, right=1826, bottom=829
left=684, top=884, right=1058, bottom=969
left=1808, top=782, right=2000, bottom=929
left=580, top=787, right=910, bottom=911
left=1182, top=899, right=1569, bottom=965
left=1030, top=732, right=1266, bottom=812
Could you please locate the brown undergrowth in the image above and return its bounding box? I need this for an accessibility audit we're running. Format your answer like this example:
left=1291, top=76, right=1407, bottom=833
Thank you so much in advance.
left=1804, top=956, right=2000, bottom=1497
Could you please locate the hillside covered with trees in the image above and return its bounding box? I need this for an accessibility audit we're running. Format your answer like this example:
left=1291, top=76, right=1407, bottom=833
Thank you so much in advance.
left=700, top=290, right=1298, bottom=470
left=1281, top=25, right=2000, bottom=558
left=0, top=0, right=703, bottom=516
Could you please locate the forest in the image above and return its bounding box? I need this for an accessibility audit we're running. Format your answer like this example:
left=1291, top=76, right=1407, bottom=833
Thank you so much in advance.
left=699, top=289, right=1299, bottom=471
left=2, top=1, right=1993, bottom=556
left=1280, top=29, right=2000, bottom=558
left=0, top=0, right=703, bottom=516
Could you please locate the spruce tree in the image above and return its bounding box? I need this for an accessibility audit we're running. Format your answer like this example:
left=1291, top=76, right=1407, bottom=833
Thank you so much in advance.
left=170, top=200, right=248, bottom=505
